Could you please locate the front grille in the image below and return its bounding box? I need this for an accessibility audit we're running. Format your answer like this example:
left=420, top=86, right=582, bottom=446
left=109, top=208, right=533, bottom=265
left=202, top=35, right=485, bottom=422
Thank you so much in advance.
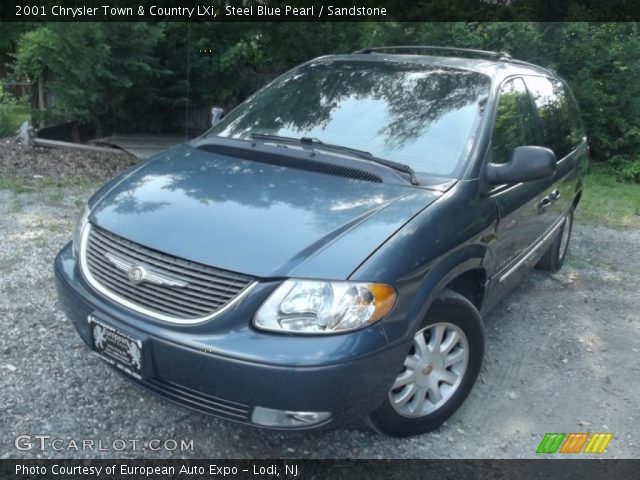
left=109, top=366, right=252, bottom=422
left=142, top=376, right=252, bottom=421
left=82, top=224, right=254, bottom=322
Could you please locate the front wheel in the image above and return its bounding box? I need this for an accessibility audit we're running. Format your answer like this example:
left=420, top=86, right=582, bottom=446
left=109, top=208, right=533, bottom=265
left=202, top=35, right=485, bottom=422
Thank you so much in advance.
left=368, top=289, right=485, bottom=437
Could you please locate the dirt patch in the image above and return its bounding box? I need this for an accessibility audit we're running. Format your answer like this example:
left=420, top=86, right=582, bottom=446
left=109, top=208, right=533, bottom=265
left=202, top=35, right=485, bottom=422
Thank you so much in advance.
left=0, top=137, right=136, bottom=185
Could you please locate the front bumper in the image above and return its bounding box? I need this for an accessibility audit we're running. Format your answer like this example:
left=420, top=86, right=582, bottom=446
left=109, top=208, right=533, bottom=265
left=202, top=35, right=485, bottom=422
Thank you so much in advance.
left=54, top=242, right=408, bottom=430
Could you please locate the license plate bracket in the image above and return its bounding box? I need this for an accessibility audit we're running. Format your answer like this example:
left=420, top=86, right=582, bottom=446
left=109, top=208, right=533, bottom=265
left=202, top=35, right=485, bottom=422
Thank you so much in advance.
left=88, top=315, right=144, bottom=380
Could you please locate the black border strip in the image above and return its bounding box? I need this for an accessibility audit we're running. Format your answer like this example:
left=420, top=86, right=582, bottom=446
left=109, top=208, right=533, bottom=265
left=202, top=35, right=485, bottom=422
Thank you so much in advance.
left=2, top=459, right=640, bottom=480
left=1, top=0, right=640, bottom=22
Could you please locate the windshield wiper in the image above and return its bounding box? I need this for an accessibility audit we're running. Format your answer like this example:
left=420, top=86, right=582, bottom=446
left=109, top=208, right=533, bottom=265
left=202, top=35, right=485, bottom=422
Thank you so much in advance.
left=251, top=133, right=419, bottom=185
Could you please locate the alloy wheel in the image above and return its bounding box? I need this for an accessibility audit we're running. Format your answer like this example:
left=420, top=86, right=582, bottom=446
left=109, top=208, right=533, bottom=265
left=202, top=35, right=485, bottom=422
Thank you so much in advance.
left=389, top=322, right=469, bottom=417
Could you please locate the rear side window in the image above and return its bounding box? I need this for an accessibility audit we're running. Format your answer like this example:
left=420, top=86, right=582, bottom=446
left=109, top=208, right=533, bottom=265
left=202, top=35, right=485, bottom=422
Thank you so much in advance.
left=490, top=77, right=539, bottom=164
left=524, top=76, right=584, bottom=159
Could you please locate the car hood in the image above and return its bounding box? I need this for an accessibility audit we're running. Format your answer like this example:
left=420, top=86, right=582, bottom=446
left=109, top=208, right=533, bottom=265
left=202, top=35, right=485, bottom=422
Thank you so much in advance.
left=90, top=145, right=442, bottom=279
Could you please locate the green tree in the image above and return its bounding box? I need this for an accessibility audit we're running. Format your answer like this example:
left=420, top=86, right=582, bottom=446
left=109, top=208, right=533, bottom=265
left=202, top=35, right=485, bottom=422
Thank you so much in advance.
left=13, top=23, right=166, bottom=132
left=6, top=22, right=640, bottom=181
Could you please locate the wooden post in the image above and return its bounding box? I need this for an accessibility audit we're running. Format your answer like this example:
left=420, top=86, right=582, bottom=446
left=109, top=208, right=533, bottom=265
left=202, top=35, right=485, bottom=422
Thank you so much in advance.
left=38, top=76, right=45, bottom=127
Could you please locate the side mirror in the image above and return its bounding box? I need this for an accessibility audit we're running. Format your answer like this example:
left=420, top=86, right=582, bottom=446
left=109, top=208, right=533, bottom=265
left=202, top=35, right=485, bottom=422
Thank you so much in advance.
left=211, top=106, right=225, bottom=126
left=486, top=146, right=556, bottom=185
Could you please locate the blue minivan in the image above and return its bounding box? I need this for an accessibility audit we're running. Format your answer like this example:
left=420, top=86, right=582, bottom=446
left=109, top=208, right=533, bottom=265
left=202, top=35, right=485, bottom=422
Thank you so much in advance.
left=55, top=47, right=587, bottom=436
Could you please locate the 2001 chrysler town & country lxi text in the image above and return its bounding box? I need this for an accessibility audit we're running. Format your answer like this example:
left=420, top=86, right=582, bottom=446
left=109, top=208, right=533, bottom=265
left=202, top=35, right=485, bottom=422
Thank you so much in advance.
left=55, top=46, right=588, bottom=436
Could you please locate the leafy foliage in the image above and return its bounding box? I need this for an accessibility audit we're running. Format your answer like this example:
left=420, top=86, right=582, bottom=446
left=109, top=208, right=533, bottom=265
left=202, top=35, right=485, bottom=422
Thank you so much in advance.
left=0, top=84, right=29, bottom=136
left=5, top=22, right=640, bottom=181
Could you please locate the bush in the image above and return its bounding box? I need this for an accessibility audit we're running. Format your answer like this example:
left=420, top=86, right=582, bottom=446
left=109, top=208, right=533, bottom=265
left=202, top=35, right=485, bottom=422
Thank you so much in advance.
left=0, top=86, right=30, bottom=137
left=603, top=155, right=640, bottom=183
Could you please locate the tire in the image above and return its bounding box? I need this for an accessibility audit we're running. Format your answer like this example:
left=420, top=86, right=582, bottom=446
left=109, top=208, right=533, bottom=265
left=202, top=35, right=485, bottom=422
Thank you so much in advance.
left=368, top=289, right=485, bottom=437
left=536, top=209, right=573, bottom=272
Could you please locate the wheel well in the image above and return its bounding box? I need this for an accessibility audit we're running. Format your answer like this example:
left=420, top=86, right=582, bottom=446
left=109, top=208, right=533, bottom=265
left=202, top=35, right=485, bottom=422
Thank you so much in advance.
left=445, top=269, right=486, bottom=310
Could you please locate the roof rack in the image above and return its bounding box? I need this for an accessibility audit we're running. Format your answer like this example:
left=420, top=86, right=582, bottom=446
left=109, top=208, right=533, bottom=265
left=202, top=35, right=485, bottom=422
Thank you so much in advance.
left=504, top=58, right=556, bottom=75
left=352, top=46, right=556, bottom=75
left=353, top=46, right=512, bottom=61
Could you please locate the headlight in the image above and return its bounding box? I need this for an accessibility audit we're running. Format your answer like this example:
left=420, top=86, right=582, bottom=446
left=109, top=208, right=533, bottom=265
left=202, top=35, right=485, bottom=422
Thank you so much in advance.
left=72, top=203, right=90, bottom=257
left=254, top=279, right=396, bottom=334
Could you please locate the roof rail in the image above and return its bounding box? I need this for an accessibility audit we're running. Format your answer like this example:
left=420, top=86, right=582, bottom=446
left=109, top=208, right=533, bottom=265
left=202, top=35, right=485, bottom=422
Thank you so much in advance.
left=503, top=58, right=556, bottom=75
left=353, top=46, right=512, bottom=61
left=352, top=46, right=558, bottom=75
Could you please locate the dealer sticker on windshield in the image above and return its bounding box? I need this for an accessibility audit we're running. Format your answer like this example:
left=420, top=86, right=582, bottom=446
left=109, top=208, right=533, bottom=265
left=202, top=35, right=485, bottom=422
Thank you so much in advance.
left=88, top=315, right=144, bottom=380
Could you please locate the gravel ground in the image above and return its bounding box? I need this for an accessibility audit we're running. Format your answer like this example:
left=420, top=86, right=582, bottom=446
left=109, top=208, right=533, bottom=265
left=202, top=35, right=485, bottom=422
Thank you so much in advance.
left=1, top=146, right=639, bottom=459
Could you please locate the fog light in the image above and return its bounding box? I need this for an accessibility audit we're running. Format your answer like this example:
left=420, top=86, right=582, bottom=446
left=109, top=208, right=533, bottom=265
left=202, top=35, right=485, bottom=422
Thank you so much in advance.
left=251, top=406, right=331, bottom=427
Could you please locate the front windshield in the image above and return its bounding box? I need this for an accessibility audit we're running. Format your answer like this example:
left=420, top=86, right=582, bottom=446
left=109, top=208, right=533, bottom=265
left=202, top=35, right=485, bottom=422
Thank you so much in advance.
left=207, top=60, right=490, bottom=177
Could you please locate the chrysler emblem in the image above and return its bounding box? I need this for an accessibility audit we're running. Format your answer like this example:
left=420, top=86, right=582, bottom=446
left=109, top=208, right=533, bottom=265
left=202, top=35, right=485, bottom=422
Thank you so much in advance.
left=104, top=252, right=189, bottom=288
left=128, top=265, right=146, bottom=284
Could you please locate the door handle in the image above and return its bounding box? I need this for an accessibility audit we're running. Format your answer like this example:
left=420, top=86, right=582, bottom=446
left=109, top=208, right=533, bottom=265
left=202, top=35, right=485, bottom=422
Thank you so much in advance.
left=550, top=189, right=561, bottom=201
left=538, top=196, right=552, bottom=210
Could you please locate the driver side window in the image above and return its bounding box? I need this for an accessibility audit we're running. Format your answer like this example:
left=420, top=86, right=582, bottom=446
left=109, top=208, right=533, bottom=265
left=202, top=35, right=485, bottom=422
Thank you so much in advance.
left=491, top=77, right=539, bottom=164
